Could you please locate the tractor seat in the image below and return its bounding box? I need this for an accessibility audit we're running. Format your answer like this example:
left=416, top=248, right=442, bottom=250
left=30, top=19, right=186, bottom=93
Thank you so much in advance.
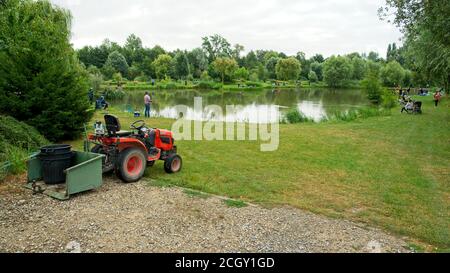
left=104, top=114, right=132, bottom=137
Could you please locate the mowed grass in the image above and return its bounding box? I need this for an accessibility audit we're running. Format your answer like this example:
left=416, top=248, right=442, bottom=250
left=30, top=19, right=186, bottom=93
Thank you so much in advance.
left=69, top=95, right=449, bottom=248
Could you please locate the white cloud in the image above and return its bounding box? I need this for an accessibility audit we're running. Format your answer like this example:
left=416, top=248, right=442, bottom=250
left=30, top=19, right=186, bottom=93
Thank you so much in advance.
left=50, top=0, right=402, bottom=57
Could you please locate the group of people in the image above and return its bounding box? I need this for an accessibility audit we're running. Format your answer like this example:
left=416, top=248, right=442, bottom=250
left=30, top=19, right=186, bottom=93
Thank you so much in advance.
left=398, top=86, right=444, bottom=114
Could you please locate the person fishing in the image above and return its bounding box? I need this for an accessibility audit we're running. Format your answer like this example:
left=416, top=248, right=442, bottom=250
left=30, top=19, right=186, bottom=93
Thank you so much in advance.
left=88, top=88, right=94, bottom=104
left=144, top=91, right=152, bottom=118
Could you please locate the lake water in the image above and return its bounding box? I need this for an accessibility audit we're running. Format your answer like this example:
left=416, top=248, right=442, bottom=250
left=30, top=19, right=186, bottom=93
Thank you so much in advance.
left=110, top=88, right=369, bottom=123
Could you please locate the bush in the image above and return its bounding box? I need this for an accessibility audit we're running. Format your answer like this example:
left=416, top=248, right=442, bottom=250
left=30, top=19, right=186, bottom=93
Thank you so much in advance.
left=104, top=88, right=126, bottom=100
left=362, top=73, right=384, bottom=104
left=134, top=75, right=149, bottom=82
left=195, top=81, right=223, bottom=90
left=0, top=115, right=49, bottom=178
left=381, top=89, right=398, bottom=109
left=0, top=116, right=49, bottom=152
left=284, top=109, right=313, bottom=123
left=245, top=81, right=264, bottom=87
left=0, top=0, right=93, bottom=141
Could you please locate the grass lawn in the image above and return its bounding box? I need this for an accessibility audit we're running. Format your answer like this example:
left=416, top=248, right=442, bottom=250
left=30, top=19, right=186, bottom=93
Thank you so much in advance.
left=69, top=95, right=449, bottom=249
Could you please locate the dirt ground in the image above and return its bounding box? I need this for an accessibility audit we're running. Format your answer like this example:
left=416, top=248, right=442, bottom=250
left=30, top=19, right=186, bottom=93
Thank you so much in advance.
left=0, top=176, right=411, bottom=253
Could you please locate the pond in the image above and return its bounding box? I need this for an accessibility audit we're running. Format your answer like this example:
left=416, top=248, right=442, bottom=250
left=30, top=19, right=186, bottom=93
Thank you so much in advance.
left=109, top=88, right=369, bottom=123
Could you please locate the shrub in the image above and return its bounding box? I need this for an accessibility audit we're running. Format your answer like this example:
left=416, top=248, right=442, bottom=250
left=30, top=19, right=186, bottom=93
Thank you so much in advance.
left=284, top=109, right=313, bottom=123
left=0, top=115, right=49, bottom=179
left=104, top=89, right=126, bottom=100
left=0, top=116, right=49, bottom=152
left=195, top=81, right=222, bottom=90
left=362, top=73, right=384, bottom=104
left=134, top=75, right=149, bottom=82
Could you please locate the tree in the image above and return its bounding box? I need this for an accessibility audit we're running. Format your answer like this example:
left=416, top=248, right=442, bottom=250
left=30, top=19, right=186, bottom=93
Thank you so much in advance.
left=366, top=60, right=382, bottom=78
left=88, top=66, right=103, bottom=91
left=212, top=57, right=238, bottom=84
left=351, top=57, right=367, bottom=80
left=380, top=0, right=450, bottom=90
left=311, top=54, right=325, bottom=63
left=310, top=62, right=323, bottom=81
left=202, top=34, right=232, bottom=62
left=243, top=51, right=258, bottom=69
left=275, top=57, right=302, bottom=81
left=128, top=64, right=143, bottom=80
left=257, top=64, right=268, bottom=82
left=188, top=48, right=209, bottom=78
left=323, top=56, right=353, bottom=87
left=367, top=51, right=381, bottom=62
left=308, top=70, right=318, bottom=83
left=380, top=61, right=405, bottom=87
left=123, top=34, right=144, bottom=65
left=295, top=51, right=310, bottom=79
left=152, top=54, right=172, bottom=79
left=362, top=71, right=384, bottom=105
left=0, top=0, right=92, bottom=141
left=234, top=67, right=249, bottom=81
left=172, top=50, right=191, bottom=79
left=232, top=44, right=245, bottom=60
left=266, top=57, right=281, bottom=79
left=104, top=51, right=129, bottom=77
left=113, top=72, right=123, bottom=85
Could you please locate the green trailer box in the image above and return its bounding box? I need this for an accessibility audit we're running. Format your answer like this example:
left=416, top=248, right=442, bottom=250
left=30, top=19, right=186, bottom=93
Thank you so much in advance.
left=26, top=151, right=104, bottom=200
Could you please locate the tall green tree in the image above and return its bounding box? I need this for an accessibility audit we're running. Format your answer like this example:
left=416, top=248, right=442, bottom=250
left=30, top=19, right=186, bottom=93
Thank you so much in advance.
left=104, top=51, right=129, bottom=77
left=212, top=57, right=238, bottom=84
left=351, top=57, right=367, bottom=80
left=202, top=34, right=232, bottom=62
left=266, top=57, right=281, bottom=79
left=323, top=56, right=352, bottom=88
left=275, top=57, right=302, bottom=81
left=152, top=54, right=172, bottom=79
left=187, top=48, right=208, bottom=78
left=380, top=61, right=405, bottom=87
left=0, top=0, right=92, bottom=141
left=172, top=50, right=191, bottom=79
left=123, top=34, right=144, bottom=66
left=380, top=0, right=450, bottom=89
left=310, top=62, right=323, bottom=81
left=234, top=67, right=249, bottom=81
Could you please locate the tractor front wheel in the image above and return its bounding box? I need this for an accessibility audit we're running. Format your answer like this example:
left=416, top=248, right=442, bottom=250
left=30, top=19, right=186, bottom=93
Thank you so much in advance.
left=117, top=148, right=146, bottom=183
left=164, top=154, right=182, bottom=173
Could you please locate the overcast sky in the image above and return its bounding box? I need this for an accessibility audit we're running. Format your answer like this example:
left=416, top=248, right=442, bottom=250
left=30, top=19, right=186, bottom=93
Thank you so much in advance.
left=50, top=0, right=401, bottom=58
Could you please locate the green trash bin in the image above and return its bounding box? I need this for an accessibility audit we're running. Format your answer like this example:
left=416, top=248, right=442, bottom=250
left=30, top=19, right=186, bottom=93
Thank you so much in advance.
left=26, top=151, right=105, bottom=200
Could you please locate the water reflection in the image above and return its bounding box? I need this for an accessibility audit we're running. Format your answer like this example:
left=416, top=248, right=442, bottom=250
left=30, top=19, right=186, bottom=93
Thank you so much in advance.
left=113, top=88, right=368, bottom=122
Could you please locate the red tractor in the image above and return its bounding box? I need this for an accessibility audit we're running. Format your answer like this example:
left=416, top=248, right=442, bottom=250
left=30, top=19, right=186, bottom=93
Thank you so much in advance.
left=88, top=114, right=182, bottom=182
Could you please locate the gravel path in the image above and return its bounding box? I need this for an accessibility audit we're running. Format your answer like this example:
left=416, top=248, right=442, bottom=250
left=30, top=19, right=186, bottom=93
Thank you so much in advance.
left=0, top=176, right=410, bottom=253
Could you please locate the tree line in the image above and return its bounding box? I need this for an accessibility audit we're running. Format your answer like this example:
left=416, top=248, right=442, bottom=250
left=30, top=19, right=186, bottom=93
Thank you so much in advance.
left=1, top=0, right=447, bottom=142
left=78, top=34, right=425, bottom=89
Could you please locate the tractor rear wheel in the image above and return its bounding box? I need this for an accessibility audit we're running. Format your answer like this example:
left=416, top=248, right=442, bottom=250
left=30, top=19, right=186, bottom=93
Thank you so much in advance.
left=164, top=154, right=182, bottom=173
left=117, top=148, right=146, bottom=183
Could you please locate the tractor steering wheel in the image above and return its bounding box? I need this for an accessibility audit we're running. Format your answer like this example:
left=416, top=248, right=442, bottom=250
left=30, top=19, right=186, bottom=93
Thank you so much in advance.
left=130, top=120, right=146, bottom=131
